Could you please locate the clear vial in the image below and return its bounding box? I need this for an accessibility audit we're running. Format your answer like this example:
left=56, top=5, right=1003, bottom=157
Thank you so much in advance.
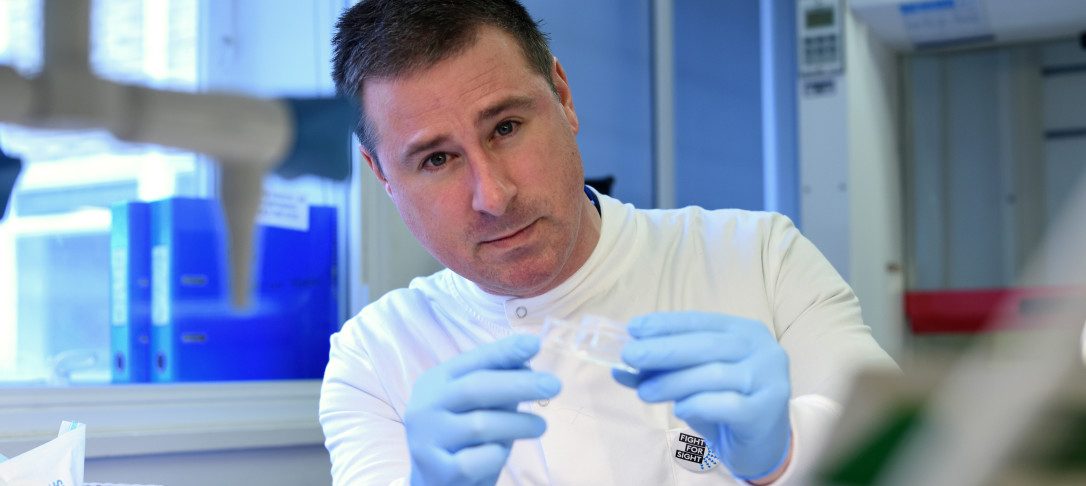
left=538, top=314, right=638, bottom=374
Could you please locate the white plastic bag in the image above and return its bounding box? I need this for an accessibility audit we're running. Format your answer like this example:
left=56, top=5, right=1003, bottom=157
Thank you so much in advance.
left=0, top=421, right=86, bottom=486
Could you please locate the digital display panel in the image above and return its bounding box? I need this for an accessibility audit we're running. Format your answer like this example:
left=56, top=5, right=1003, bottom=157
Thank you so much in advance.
left=806, top=8, right=834, bottom=28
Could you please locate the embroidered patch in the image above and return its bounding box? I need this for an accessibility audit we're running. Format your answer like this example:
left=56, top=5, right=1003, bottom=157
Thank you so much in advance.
left=671, top=431, right=718, bottom=472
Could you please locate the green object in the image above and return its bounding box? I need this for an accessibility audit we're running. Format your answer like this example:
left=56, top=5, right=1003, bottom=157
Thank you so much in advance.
left=819, top=403, right=925, bottom=486
left=1017, top=404, right=1086, bottom=472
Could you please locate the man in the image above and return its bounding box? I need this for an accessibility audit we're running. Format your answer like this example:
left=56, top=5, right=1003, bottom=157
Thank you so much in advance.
left=319, top=1, right=898, bottom=484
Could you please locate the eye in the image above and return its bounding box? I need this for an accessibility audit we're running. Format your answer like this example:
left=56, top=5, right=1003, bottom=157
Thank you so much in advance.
left=423, top=152, right=448, bottom=168
left=495, top=120, right=518, bottom=136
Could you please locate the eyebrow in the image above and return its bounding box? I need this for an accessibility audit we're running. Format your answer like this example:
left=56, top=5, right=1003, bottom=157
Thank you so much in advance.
left=476, top=95, right=534, bottom=125
left=399, top=95, right=536, bottom=164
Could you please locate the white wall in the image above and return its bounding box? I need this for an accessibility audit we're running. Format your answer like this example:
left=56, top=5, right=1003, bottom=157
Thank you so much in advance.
left=798, top=2, right=905, bottom=359
left=354, top=154, right=444, bottom=307
left=845, top=7, right=906, bottom=360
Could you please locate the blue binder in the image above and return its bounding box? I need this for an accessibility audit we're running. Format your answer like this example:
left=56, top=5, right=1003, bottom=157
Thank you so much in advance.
left=109, top=201, right=153, bottom=383
left=149, top=197, right=337, bottom=382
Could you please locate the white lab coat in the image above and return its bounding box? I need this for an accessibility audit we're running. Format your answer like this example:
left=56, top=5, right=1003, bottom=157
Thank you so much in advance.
left=319, top=192, right=898, bottom=485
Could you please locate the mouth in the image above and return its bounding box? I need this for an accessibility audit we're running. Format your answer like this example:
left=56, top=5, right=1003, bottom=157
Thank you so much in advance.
left=482, top=219, right=538, bottom=247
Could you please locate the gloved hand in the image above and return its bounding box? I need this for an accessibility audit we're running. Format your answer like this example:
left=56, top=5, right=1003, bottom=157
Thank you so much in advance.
left=613, top=312, right=792, bottom=481
left=405, top=334, right=561, bottom=486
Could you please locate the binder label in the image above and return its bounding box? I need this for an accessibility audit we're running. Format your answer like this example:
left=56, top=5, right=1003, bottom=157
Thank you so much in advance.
left=258, top=188, right=310, bottom=232
left=152, top=245, right=170, bottom=326
left=111, top=247, right=127, bottom=326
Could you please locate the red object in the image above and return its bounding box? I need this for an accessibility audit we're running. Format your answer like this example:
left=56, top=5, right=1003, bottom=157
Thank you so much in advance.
left=905, top=287, right=1086, bottom=333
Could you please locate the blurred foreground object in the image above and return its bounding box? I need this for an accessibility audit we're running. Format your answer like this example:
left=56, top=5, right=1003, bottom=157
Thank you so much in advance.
left=814, top=166, right=1086, bottom=485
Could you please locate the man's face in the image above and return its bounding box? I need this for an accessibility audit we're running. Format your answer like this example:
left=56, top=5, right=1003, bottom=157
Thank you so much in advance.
left=361, top=26, right=600, bottom=298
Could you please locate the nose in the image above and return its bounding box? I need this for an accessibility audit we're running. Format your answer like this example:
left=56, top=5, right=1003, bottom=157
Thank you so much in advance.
left=470, top=154, right=516, bottom=216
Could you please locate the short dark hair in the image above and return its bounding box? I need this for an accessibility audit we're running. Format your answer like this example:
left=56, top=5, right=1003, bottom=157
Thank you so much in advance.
left=331, top=0, right=555, bottom=171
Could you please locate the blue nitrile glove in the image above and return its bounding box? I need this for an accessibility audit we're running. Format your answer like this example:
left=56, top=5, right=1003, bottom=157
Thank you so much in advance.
left=613, top=312, right=792, bottom=481
left=405, top=334, right=561, bottom=486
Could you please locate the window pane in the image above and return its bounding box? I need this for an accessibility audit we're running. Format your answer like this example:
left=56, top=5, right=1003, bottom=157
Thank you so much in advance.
left=0, top=0, right=207, bottom=384
left=2, top=0, right=350, bottom=386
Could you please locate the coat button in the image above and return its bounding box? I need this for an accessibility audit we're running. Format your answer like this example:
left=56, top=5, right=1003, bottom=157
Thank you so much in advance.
left=515, top=306, right=527, bottom=318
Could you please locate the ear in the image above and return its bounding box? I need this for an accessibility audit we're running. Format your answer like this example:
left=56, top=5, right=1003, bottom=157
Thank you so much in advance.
left=551, top=56, right=579, bottom=135
left=360, top=145, right=393, bottom=197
